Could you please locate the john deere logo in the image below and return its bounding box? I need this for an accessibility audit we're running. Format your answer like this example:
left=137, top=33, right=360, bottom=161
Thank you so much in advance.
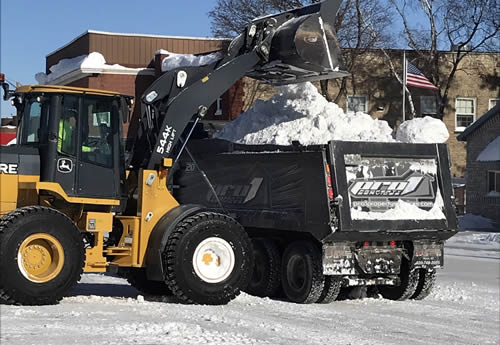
left=57, top=158, right=73, bottom=174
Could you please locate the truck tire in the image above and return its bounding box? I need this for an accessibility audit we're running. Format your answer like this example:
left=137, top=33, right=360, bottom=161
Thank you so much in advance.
left=281, top=241, right=324, bottom=304
left=245, top=238, right=281, bottom=298
left=410, top=268, right=436, bottom=300
left=316, top=276, right=342, bottom=303
left=378, top=260, right=419, bottom=301
left=0, top=206, right=84, bottom=305
left=120, top=268, right=172, bottom=296
left=163, top=212, right=253, bottom=305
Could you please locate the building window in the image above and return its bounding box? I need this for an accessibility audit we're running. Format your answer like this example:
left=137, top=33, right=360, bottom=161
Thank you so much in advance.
left=455, top=97, right=475, bottom=132
left=420, top=96, right=437, bottom=117
left=347, top=95, right=368, bottom=113
left=488, top=171, right=500, bottom=195
left=489, top=99, right=499, bottom=110
left=215, top=98, right=222, bottom=116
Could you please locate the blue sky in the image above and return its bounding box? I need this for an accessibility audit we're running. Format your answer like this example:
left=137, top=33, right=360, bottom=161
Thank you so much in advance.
left=0, top=0, right=218, bottom=117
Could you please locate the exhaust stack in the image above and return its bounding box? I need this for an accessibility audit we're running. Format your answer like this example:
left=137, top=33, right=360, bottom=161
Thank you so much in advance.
left=243, top=0, right=349, bottom=85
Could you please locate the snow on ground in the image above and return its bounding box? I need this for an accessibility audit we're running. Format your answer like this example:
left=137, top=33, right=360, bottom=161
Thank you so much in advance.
left=1, top=245, right=498, bottom=345
left=217, top=82, right=449, bottom=146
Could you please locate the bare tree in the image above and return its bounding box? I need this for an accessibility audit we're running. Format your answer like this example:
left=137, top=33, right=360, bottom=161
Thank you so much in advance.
left=390, top=0, right=499, bottom=119
left=209, top=0, right=393, bottom=103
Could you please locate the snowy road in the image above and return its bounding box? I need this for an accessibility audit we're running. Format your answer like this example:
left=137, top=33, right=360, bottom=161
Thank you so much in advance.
left=1, top=249, right=499, bottom=345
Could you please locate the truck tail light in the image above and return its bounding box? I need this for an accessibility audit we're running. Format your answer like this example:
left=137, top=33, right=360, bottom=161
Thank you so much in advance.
left=325, top=163, right=334, bottom=201
left=389, top=240, right=396, bottom=247
left=363, top=241, right=370, bottom=247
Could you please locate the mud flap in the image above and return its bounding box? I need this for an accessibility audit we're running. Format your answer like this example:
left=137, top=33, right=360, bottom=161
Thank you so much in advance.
left=412, top=241, right=444, bottom=268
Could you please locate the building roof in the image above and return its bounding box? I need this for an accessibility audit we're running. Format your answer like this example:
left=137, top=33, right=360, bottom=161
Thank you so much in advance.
left=14, top=84, right=132, bottom=98
left=457, top=102, right=500, bottom=141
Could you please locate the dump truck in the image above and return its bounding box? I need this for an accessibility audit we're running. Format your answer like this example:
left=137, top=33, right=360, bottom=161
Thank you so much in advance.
left=0, top=0, right=456, bottom=306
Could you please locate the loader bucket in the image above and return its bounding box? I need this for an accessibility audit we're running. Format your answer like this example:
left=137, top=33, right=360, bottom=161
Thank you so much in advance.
left=247, top=0, right=349, bottom=85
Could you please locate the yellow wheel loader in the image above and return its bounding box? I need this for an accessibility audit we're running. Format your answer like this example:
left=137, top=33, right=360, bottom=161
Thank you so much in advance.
left=0, top=0, right=349, bottom=305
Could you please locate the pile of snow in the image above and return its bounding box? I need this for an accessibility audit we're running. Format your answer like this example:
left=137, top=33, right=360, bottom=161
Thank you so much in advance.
left=396, top=116, right=449, bottom=143
left=35, top=52, right=144, bottom=84
left=477, top=136, right=500, bottom=161
left=458, top=214, right=496, bottom=231
left=158, top=50, right=221, bottom=72
left=217, top=82, right=449, bottom=145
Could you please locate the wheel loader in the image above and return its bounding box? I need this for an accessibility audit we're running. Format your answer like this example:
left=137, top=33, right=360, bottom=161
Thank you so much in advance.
left=0, top=0, right=352, bottom=305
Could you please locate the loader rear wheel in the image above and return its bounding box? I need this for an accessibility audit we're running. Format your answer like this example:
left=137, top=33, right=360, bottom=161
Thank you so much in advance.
left=120, top=268, right=172, bottom=296
left=163, top=212, right=253, bottom=305
left=378, top=260, right=419, bottom=301
left=245, top=238, right=281, bottom=297
left=281, top=241, right=324, bottom=304
left=316, top=276, right=342, bottom=303
left=410, top=268, right=436, bottom=300
left=0, top=206, right=84, bottom=305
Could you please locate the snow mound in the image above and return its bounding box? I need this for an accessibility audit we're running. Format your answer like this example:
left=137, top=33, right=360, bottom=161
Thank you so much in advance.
left=159, top=50, right=221, bottom=72
left=35, top=52, right=144, bottom=84
left=396, top=116, right=449, bottom=143
left=476, top=136, right=500, bottom=161
left=217, top=82, right=449, bottom=145
left=217, top=83, right=395, bottom=145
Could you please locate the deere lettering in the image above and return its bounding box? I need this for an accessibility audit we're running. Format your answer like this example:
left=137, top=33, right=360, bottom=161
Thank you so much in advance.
left=0, top=163, right=18, bottom=174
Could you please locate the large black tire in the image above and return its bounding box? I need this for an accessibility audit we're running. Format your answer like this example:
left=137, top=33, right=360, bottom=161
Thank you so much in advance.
left=120, top=268, right=172, bottom=296
left=0, top=206, right=84, bottom=305
left=378, top=260, right=419, bottom=301
left=163, top=212, right=253, bottom=305
left=411, top=268, right=436, bottom=300
left=281, top=241, right=324, bottom=304
left=316, top=276, right=342, bottom=303
left=245, top=238, right=282, bottom=298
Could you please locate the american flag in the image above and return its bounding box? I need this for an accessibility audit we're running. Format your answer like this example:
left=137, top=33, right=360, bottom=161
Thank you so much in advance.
left=406, top=60, right=439, bottom=90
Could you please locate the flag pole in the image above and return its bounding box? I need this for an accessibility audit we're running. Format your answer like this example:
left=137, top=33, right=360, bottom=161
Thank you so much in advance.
left=402, top=50, right=406, bottom=122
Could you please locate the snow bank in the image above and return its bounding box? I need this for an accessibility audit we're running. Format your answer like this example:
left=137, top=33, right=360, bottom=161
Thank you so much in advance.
left=35, top=52, right=144, bottom=84
left=160, top=50, right=221, bottom=72
left=217, top=83, right=395, bottom=145
left=477, top=136, right=500, bottom=161
left=458, top=214, right=496, bottom=231
left=396, top=116, right=449, bottom=143
left=217, top=82, right=449, bottom=145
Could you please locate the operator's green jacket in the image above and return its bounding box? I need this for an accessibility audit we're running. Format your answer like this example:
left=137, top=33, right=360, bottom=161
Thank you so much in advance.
left=58, top=120, right=92, bottom=153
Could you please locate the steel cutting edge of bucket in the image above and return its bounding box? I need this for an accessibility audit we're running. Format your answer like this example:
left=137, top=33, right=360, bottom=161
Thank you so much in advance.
left=247, top=0, right=349, bottom=85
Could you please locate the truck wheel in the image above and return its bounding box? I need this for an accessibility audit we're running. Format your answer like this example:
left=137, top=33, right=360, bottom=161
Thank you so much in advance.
left=245, top=238, right=281, bottom=297
left=411, top=268, right=436, bottom=300
left=163, top=212, right=253, bottom=305
left=316, top=276, right=342, bottom=303
left=378, top=261, right=419, bottom=301
left=120, top=268, right=172, bottom=296
left=281, top=241, right=324, bottom=304
left=0, top=206, right=84, bottom=305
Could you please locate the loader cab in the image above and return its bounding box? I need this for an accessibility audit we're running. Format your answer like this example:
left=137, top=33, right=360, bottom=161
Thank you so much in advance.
left=11, top=85, right=132, bottom=202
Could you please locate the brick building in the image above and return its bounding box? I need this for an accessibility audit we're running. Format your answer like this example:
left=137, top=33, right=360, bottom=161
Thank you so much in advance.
left=457, top=104, right=500, bottom=224
left=246, top=50, right=500, bottom=177
left=44, top=30, right=241, bottom=141
left=45, top=33, right=499, bottom=177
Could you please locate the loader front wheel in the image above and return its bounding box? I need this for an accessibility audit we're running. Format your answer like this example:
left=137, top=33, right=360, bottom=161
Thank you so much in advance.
left=163, top=212, right=253, bottom=305
left=0, top=206, right=84, bottom=305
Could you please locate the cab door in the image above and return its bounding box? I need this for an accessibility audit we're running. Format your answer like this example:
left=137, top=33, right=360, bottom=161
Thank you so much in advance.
left=76, top=95, right=119, bottom=199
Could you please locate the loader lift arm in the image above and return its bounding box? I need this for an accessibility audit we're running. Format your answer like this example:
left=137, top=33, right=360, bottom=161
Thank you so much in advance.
left=129, top=0, right=349, bottom=170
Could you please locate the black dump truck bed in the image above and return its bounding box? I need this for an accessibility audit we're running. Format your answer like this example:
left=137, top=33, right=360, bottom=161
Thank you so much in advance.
left=172, top=139, right=457, bottom=242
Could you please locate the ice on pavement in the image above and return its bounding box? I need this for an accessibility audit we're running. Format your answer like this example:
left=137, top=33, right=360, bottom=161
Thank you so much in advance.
left=35, top=52, right=145, bottom=84
left=217, top=82, right=449, bottom=145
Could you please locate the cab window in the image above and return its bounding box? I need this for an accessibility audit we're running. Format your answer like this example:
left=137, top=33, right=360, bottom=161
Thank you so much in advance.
left=81, top=96, right=114, bottom=168
left=19, top=98, right=47, bottom=144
